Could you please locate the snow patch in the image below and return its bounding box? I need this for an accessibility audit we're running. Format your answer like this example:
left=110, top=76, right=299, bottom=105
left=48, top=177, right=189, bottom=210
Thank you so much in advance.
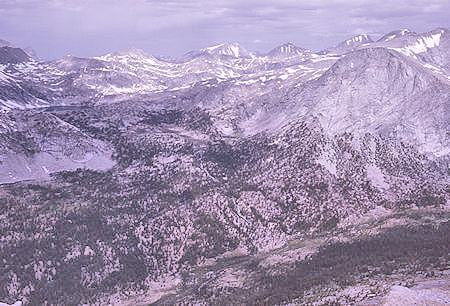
left=366, top=164, right=389, bottom=189
left=384, top=34, right=396, bottom=42
left=317, top=152, right=337, bottom=175
left=382, top=285, right=450, bottom=305
left=389, top=32, right=442, bottom=57
left=84, top=246, right=95, bottom=256
left=2, top=100, right=25, bottom=110
left=204, top=43, right=225, bottom=51
left=0, top=301, right=22, bottom=306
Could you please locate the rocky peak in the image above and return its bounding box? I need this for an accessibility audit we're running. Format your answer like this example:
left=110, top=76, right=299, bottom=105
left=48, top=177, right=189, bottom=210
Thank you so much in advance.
left=94, top=47, right=162, bottom=66
left=378, top=29, right=415, bottom=42
left=325, top=33, right=373, bottom=54
left=201, top=42, right=252, bottom=58
left=267, top=42, right=310, bottom=58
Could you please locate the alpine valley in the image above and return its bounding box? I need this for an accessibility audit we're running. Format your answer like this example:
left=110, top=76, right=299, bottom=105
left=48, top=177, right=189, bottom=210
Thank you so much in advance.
left=0, top=28, right=449, bottom=305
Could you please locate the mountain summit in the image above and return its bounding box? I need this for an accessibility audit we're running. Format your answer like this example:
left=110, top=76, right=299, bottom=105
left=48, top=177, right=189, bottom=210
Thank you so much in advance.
left=200, top=42, right=252, bottom=58
left=267, top=42, right=310, bottom=58
left=325, top=33, right=373, bottom=54
left=378, top=28, right=414, bottom=42
left=180, top=42, right=253, bottom=61
left=0, top=26, right=448, bottom=306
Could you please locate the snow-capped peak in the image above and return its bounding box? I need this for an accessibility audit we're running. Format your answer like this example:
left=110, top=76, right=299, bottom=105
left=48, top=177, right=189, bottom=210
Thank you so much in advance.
left=378, top=29, right=415, bottom=42
left=94, top=47, right=162, bottom=65
left=418, top=31, right=444, bottom=49
left=400, top=28, right=412, bottom=35
left=276, top=42, right=298, bottom=53
left=267, top=42, right=310, bottom=58
left=343, top=34, right=372, bottom=46
left=324, top=34, right=373, bottom=54
left=380, top=28, right=447, bottom=58
left=200, top=42, right=251, bottom=58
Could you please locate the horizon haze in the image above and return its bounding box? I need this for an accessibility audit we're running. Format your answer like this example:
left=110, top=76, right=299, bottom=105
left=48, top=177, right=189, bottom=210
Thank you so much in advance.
left=0, top=0, right=449, bottom=59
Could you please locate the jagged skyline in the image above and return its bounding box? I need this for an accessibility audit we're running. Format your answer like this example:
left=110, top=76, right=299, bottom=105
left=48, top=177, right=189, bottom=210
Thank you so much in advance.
left=1, top=20, right=449, bottom=304
left=0, top=0, right=449, bottom=59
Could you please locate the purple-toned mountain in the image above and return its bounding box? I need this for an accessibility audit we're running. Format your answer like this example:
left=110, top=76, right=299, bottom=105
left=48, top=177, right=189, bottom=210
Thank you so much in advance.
left=0, top=27, right=448, bottom=306
left=267, top=42, right=311, bottom=58
left=324, top=33, right=373, bottom=54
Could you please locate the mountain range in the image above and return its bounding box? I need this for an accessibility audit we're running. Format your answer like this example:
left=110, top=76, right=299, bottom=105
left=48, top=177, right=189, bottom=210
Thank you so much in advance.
left=0, top=28, right=449, bottom=305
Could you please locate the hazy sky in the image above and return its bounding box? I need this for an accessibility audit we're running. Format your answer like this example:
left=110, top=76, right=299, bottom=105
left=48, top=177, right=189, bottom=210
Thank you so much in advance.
left=0, top=0, right=449, bottom=59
